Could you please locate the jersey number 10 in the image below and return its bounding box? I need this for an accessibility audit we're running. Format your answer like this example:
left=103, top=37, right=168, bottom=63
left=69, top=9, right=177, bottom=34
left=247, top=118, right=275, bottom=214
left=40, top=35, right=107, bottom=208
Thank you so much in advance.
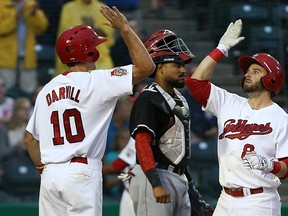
left=51, top=108, right=85, bottom=145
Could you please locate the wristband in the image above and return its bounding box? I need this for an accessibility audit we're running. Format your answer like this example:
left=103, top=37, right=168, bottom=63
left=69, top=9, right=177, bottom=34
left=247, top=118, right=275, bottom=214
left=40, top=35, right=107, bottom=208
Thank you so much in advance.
left=270, top=161, right=281, bottom=175
left=36, top=164, right=45, bottom=174
left=208, top=48, right=224, bottom=63
left=145, top=168, right=162, bottom=188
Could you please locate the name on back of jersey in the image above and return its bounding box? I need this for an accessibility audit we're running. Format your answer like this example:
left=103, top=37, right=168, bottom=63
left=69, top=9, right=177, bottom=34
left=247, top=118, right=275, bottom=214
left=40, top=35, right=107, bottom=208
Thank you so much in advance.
left=46, top=85, right=81, bottom=106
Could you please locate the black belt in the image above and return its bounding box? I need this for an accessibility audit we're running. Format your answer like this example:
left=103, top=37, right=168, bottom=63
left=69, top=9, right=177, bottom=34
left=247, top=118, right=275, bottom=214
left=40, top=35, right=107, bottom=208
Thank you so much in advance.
left=156, top=163, right=186, bottom=175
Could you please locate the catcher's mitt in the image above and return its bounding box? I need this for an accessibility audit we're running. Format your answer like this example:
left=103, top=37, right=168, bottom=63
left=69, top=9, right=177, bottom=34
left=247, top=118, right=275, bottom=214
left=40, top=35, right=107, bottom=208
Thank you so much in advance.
left=189, top=180, right=214, bottom=216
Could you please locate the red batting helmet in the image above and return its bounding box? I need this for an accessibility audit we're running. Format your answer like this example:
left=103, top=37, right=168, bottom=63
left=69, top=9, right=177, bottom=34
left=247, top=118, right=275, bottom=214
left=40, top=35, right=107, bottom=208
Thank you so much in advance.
left=144, top=29, right=195, bottom=65
left=56, top=25, right=107, bottom=64
left=238, top=53, right=285, bottom=95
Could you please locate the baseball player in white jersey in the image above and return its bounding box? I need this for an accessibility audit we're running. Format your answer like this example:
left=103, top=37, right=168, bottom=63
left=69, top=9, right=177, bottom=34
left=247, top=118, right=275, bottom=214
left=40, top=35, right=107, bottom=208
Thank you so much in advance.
left=24, top=6, right=155, bottom=216
left=185, top=19, right=288, bottom=216
left=116, top=137, right=136, bottom=216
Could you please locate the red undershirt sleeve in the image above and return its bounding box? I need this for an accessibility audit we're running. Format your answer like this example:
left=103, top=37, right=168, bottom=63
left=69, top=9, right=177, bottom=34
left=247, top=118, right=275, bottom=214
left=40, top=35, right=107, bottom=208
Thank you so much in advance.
left=111, top=158, right=129, bottom=173
left=135, top=130, right=161, bottom=188
left=185, top=77, right=211, bottom=107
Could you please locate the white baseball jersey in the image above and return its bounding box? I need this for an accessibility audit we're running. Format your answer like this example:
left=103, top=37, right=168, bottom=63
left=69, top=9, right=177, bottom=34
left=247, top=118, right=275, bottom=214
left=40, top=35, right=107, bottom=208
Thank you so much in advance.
left=118, top=136, right=136, bottom=191
left=204, top=84, right=288, bottom=188
left=118, top=137, right=136, bottom=216
left=26, top=65, right=133, bottom=164
left=118, top=137, right=136, bottom=168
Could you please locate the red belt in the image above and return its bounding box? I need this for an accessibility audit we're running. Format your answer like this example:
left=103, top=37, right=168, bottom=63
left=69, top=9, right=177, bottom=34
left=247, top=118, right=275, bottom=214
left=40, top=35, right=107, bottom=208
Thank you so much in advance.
left=224, top=187, right=263, bottom=197
left=71, top=157, right=88, bottom=164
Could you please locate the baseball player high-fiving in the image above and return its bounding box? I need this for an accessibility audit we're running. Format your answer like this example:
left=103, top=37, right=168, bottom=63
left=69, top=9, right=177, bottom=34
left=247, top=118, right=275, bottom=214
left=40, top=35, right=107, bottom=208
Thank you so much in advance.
left=24, top=6, right=155, bottom=216
left=185, top=19, right=288, bottom=216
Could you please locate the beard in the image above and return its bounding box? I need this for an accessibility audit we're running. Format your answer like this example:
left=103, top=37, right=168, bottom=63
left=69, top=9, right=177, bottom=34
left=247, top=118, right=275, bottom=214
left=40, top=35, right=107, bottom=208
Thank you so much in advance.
left=243, top=79, right=265, bottom=93
left=168, top=79, right=185, bottom=88
left=166, top=74, right=186, bottom=88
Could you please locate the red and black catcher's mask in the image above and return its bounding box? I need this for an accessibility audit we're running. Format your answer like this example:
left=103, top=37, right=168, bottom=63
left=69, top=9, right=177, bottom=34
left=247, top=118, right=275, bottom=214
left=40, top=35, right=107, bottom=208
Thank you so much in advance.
left=144, top=29, right=195, bottom=77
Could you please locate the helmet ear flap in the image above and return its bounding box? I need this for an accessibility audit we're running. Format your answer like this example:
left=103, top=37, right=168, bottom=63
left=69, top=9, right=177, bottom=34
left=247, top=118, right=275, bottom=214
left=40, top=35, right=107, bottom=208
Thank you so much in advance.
left=238, top=53, right=285, bottom=95
left=88, top=49, right=100, bottom=63
left=261, top=72, right=278, bottom=97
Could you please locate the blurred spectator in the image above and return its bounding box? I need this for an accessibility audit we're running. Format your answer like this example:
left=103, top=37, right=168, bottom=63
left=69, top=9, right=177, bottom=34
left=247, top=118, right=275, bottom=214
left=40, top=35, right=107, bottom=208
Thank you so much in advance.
left=54, top=0, right=115, bottom=75
left=0, top=124, right=10, bottom=160
left=103, top=127, right=130, bottom=198
left=0, top=124, right=10, bottom=189
left=111, top=19, right=144, bottom=67
left=0, top=76, right=15, bottom=125
left=6, top=97, right=31, bottom=149
left=29, top=84, right=44, bottom=117
left=0, top=0, right=49, bottom=94
left=1, top=97, right=39, bottom=198
left=106, top=96, right=133, bottom=153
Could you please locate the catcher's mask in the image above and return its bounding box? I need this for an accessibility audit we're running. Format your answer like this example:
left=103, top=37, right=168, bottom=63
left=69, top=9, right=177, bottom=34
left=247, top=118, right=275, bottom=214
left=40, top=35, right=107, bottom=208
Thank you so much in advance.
left=238, top=53, right=285, bottom=96
left=56, top=25, right=107, bottom=64
left=144, top=29, right=195, bottom=77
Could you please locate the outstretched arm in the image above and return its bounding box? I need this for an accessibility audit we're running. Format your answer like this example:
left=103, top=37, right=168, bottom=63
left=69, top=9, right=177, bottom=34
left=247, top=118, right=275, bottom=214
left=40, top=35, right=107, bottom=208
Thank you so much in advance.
left=192, top=19, right=245, bottom=81
left=100, top=6, right=155, bottom=84
left=102, top=158, right=129, bottom=175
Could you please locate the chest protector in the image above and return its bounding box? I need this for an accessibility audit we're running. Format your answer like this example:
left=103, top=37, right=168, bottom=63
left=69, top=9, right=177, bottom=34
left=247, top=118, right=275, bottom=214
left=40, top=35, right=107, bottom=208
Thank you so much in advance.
left=153, top=84, right=191, bottom=166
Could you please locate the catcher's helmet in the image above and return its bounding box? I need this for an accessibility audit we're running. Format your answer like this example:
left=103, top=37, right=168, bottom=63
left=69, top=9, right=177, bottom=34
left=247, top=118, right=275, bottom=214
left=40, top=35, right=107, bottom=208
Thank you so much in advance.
left=56, top=25, right=107, bottom=64
left=144, top=29, right=195, bottom=65
left=238, top=53, right=285, bottom=95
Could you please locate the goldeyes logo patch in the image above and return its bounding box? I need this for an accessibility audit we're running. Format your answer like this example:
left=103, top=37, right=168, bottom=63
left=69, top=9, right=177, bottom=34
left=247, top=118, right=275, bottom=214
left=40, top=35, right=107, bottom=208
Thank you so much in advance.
left=111, top=67, right=127, bottom=76
left=219, top=119, right=272, bottom=140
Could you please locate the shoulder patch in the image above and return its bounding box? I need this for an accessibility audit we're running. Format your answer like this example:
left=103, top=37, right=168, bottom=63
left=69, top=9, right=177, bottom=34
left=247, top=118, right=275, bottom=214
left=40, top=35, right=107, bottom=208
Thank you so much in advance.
left=111, top=67, right=128, bottom=77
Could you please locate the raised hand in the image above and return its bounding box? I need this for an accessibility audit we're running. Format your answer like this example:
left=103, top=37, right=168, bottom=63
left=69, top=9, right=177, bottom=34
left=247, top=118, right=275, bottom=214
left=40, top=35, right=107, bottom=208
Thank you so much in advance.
left=218, top=19, right=245, bottom=56
left=100, top=6, right=129, bottom=32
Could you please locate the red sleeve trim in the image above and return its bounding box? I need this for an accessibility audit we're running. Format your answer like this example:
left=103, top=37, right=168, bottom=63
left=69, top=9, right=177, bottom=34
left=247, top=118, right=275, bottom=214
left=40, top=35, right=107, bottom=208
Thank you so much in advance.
left=185, top=77, right=211, bottom=107
left=135, top=130, right=155, bottom=173
left=271, top=161, right=281, bottom=175
left=209, top=48, right=224, bottom=63
left=111, top=158, right=129, bottom=173
left=279, top=157, right=288, bottom=179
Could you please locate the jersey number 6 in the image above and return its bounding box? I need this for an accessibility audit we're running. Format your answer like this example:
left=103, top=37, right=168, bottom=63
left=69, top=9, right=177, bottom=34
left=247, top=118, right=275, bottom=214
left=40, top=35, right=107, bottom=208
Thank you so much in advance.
left=50, top=108, right=85, bottom=145
left=241, top=143, right=255, bottom=159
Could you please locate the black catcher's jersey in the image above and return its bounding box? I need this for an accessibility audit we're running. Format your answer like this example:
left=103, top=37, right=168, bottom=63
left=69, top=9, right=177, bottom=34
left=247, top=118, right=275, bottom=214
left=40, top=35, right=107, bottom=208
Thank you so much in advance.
left=129, top=83, right=190, bottom=168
